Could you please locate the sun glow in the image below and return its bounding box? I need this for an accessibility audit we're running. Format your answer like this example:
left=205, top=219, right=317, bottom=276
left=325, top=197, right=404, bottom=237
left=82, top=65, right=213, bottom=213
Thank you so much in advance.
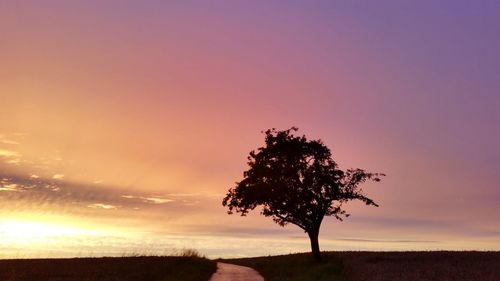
left=0, top=219, right=96, bottom=239
left=0, top=216, right=140, bottom=258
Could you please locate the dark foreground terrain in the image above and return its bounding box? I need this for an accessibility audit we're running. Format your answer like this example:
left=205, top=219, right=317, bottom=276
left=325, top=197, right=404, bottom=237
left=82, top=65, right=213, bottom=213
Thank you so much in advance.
left=226, top=251, right=500, bottom=281
left=0, top=256, right=217, bottom=281
left=2, top=251, right=499, bottom=281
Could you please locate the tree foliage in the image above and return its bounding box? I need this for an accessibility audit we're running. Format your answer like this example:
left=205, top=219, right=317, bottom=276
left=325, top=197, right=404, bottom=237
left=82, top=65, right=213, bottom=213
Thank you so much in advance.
left=222, top=127, right=384, bottom=261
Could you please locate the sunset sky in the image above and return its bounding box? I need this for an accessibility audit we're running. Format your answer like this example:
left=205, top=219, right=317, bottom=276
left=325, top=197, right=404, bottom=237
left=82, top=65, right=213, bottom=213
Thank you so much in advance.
left=1, top=1, right=499, bottom=258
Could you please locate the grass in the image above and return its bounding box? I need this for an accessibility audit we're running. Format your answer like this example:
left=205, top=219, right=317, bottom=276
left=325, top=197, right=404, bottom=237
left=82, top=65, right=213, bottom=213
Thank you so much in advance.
left=225, top=251, right=500, bottom=281
left=2, top=251, right=499, bottom=281
left=225, top=252, right=345, bottom=281
left=339, top=251, right=500, bottom=281
left=0, top=255, right=217, bottom=281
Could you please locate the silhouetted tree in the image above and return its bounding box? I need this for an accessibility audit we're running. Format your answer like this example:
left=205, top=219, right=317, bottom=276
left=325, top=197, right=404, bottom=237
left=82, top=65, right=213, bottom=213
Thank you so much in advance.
left=223, top=127, right=384, bottom=262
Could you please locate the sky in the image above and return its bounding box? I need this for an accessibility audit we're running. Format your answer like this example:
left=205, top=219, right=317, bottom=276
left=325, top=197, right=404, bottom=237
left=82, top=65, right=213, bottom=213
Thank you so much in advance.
left=0, top=0, right=499, bottom=258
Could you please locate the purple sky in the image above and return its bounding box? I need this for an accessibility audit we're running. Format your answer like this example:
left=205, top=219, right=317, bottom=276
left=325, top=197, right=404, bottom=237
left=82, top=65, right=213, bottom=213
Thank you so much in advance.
left=0, top=1, right=499, bottom=257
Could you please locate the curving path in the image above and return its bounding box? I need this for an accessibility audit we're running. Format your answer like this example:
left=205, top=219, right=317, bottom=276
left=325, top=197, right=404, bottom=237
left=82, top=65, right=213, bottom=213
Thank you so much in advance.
left=208, top=262, right=264, bottom=281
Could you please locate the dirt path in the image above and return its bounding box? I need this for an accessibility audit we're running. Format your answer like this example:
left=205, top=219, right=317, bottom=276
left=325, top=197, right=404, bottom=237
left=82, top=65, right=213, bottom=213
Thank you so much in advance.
left=208, top=262, right=264, bottom=281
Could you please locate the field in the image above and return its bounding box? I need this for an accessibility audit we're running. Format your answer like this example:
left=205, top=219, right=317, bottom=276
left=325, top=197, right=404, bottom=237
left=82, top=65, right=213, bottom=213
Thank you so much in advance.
left=0, top=256, right=216, bottom=281
left=1, top=251, right=499, bottom=281
left=339, top=251, right=500, bottom=281
left=226, top=251, right=500, bottom=281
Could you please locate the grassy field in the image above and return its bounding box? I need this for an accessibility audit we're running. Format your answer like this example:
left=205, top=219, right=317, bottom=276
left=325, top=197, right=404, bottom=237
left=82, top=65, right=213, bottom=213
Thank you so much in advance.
left=2, top=251, right=499, bottom=281
left=226, top=251, right=500, bottom=281
left=225, top=253, right=345, bottom=281
left=0, top=256, right=217, bottom=281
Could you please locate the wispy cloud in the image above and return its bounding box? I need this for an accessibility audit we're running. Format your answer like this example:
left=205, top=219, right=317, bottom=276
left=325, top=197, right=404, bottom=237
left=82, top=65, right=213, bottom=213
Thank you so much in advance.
left=0, top=134, right=20, bottom=145
left=145, top=197, right=174, bottom=204
left=0, top=183, right=20, bottom=192
left=1, top=139, right=19, bottom=145
left=334, top=237, right=438, bottom=243
left=122, top=195, right=174, bottom=204
left=0, top=149, right=20, bottom=157
left=52, top=174, right=65, bottom=180
left=0, top=172, right=186, bottom=217
left=167, top=193, right=201, bottom=197
left=87, top=203, right=118, bottom=210
left=0, top=148, right=22, bottom=166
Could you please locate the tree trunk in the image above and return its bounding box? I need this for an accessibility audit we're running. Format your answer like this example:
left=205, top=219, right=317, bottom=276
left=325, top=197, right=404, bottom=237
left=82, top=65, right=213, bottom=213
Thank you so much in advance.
left=308, top=229, right=321, bottom=262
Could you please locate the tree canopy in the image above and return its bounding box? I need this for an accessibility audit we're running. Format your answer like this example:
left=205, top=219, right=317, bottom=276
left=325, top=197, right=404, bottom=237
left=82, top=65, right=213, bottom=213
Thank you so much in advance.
left=222, top=127, right=384, bottom=261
